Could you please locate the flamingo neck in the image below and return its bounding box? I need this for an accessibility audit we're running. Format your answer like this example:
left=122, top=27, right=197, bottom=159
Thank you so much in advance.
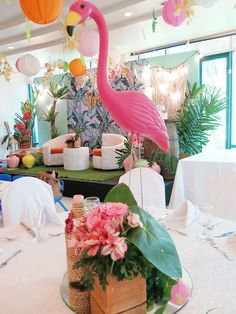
left=90, top=5, right=112, bottom=94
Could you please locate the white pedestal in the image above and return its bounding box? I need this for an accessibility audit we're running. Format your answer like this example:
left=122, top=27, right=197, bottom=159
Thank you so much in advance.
left=63, top=147, right=89, bottom=171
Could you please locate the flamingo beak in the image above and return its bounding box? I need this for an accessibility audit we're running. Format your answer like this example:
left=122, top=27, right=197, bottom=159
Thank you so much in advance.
left=65, top=11, right=82, bottom=37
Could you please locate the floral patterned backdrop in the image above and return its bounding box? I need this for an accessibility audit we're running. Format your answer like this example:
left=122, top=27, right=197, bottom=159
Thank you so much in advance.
left=67, top=60, right=147, bottom=150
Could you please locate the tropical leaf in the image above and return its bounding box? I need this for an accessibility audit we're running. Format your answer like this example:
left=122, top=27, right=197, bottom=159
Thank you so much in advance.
left=104, top=183, right=137, bottom=207
left=176, top=82, right=226, bottom=156
left=128, top=206, right=182, bottom=279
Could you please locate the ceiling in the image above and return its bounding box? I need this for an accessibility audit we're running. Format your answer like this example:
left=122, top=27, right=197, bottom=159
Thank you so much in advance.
left=0, top=0, right=164, bottom=56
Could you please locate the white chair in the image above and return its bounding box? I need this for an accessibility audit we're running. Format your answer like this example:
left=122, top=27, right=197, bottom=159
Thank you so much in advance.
left=93, top=133, right=126, bottom=170
left=1, top=177, right=64, bottom=226
left=42, top=133, right=75, bottom=166
left=118, top=167, right=166, bottom=211
left=206, top=172, right=236, bottom=221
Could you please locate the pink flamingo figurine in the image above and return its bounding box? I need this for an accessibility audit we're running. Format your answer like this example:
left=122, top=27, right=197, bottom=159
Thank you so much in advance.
left=66, top=0, right=169, bottom=152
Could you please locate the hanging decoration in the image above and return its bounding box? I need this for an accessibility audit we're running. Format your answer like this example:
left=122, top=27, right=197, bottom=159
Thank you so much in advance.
left=69, top=58, right=87, bottom=77
left=162, top=0, right=187, bottom=27
left=42, top=59, right=66, bottom=85
left=152, top=9, right=158, bottom=33
left=151, top=63, right=189, bottom=120
left=0, top=54, right=13, bottom=81
left=62, top=21, right=80, bottom=50
left=16, top=54, right=41, bottom=77
left=77, top=27, right=99, bottom=57
left=19, top=0, right=63, bottom=24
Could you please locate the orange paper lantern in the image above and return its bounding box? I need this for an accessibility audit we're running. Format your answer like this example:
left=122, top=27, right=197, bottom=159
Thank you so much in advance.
left=19, top=0, right=63, bottom=24
left=69, top=59, right=87, bottom=76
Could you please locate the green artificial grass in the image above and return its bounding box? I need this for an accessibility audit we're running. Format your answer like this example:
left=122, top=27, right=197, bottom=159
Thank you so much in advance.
left=4, top=164, right=124, bottom=182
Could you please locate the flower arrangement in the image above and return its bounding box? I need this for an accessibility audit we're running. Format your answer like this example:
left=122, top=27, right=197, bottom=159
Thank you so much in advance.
left=66, top=184, right=182, bottom=313
left=65, top=135, right=75, bottom=144
left=14, top=100, right=35, bottom=142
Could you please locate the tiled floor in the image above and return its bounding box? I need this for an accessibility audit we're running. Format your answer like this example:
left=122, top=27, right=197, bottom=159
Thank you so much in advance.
left=0, top=196, right=73, bottom=228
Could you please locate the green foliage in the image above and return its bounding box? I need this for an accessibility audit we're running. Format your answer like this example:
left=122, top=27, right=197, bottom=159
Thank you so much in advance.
left=161, top=153, right=179, bottom=178
left=70, top=122, right=88, bottom=140
left=42, top=81, right=72, bottom=139
left=128, top=205, right=182, bottom=279
left=152, top=9, right=158, bottom=33
left=104, top=183, right=137, bottom=207
left=115, top=140, right=132, bottom=167
left=176, top=82, right=226, bottom=156
left=148, top=148, right=162, bottom=167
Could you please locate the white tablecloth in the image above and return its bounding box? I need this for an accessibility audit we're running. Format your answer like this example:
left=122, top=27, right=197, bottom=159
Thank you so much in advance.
left=0, top=212, right=236, bottom=313
left=169, top=149, right=236, bottom=208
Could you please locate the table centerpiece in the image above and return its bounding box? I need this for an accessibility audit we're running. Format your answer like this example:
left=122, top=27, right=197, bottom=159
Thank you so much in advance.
left=65, top=183, right=182, bottom=314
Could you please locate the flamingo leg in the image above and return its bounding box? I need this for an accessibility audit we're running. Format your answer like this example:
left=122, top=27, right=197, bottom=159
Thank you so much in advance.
left=128, top=132, right=135, bottom=188
left=137, top=133, right=144, bottom=208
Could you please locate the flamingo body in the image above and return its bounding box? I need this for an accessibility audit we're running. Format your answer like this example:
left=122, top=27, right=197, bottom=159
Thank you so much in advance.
left=67, top=0, right=169, bottom=152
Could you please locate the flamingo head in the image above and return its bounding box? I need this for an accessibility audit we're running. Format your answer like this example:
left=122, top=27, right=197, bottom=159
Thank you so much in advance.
left=66, top=1, right=92, bottom=37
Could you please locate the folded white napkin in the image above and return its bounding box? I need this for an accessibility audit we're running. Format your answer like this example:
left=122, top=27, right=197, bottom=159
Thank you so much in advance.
left=166, top=200, right=199, bottom=227
left=0, top=248, right=4, bottom=255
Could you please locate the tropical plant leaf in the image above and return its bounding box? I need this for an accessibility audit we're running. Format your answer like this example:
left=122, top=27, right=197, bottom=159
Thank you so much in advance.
left=176, top=82, right=226, bottom=156
left=104, top=183, right=137, bottom=207
left=128, top=206, right=182, bottom=279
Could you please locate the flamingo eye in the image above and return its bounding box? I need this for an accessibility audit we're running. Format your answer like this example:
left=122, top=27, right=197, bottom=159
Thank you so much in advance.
left=80, top=4, right=85, bottom=9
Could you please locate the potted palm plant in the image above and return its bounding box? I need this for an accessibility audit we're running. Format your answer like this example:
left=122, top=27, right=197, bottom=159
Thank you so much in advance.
left=42, top=81, right=72, bottom=139
left=176, top=82, right=226, bottom=157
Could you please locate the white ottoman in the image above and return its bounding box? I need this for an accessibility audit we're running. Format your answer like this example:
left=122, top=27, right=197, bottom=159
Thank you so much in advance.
left=63, top=147, right=89, bottom=171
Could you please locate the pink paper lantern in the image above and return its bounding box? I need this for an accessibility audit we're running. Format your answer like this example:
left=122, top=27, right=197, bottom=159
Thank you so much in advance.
left=162, top=0, right=186, bottom=27
left=77, top=27, right=99, bottom=57
left=15, top=58, right=21, bottom=71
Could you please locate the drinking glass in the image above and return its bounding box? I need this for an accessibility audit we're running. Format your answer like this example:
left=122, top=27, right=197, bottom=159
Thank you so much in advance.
left=197, top=202, right=214, bottom=240
left=84, top=197, right=100, bottom=212
left=27, top=208, right=46, bottom=244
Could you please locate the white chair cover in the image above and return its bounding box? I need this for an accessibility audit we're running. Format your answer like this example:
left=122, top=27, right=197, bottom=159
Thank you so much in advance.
left=118, top=167, right=166, bottom=210
left=2, top=177, right=64, bottom=226
left=206, top=172, right=236, bottom=221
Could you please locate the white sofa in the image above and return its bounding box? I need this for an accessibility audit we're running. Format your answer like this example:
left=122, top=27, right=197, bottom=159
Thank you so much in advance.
left=93, top=133, right=126, bottom=170
left=42, top=134, right=75, bottom=166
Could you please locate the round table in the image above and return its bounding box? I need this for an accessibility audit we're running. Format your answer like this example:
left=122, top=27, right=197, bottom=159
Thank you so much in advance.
left=63, top=147, right=89, bottom=171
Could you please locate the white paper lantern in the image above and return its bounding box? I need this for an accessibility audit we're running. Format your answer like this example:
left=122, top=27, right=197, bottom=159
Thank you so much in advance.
left=16, top=54, right=41, bottom=77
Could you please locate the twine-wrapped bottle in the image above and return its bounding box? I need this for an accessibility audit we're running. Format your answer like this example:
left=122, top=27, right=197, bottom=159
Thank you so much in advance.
left=65, top=195, right=90, bottom=314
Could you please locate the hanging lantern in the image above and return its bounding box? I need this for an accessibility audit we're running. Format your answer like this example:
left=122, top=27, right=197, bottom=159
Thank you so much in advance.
left=162, top=0, right=186, bottom=27
left=16, top=54, right=41, bottom=77
left=69, top=58, right=87, bottom=76
left=77, top=27, right=99, bottom=57
left=19, top=0, right=63, bottom=24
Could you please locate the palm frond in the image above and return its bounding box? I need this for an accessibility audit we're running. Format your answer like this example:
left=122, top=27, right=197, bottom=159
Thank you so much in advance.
left=176, top=83, right=226, bottom=156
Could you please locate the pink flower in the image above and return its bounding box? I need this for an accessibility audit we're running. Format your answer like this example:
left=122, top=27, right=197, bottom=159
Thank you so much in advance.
left=77, top=238, right=101, bottom=256
left=101, top=236, right=128, bottom=261
left=127, top=213, right=143, bottom=228
left=99, top=202, right=128, bottom=220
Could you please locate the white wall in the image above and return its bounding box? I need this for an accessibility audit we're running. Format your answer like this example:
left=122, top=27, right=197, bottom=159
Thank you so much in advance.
left=0, top=66, right=28, bottom=159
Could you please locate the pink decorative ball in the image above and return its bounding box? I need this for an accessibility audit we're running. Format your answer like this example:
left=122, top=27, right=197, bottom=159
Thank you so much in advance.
left=162, top=0, right=186, bottom=27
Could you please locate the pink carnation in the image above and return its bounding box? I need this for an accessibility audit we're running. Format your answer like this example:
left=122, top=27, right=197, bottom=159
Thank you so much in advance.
left=101, top=236, right=128, bottom=261
left=127, top=213, right=143, bottom=228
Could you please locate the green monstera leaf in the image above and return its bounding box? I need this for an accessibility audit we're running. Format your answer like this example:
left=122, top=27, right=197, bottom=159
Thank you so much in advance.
left=104, top=183, right=137, bottom=207
left=128, top=206, right=182, bottom=279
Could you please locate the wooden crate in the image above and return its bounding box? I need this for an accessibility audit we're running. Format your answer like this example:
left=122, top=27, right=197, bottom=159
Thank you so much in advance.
left=90, top=274, right=146, bottom=314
